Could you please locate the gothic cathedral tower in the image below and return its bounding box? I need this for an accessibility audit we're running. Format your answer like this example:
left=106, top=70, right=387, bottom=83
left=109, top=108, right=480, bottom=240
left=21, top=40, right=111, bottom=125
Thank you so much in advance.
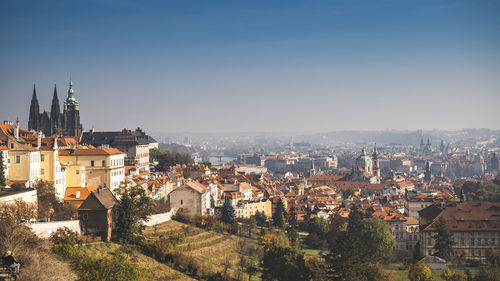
left=28, top=85, right=40, bottom=132
left=62, top=79, right=83, bottom=137
left=50, top=84, right=62, bottom=135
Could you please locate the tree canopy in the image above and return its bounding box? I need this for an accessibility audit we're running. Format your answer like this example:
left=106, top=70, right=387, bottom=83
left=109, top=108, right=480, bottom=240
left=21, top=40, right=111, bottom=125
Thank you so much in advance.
left=327, top=205, right=395, bottom=280
left=150, top=148, right=193, bottom=172
left=112, top=183, right=155, bottom=242
left=260, top=233, right=309, bottom=281
left=408, top=261, right=433, bottom=281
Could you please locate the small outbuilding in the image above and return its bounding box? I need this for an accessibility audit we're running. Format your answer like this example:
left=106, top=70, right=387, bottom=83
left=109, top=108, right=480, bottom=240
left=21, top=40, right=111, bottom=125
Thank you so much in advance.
left=78, top=187, right=118, bottom=241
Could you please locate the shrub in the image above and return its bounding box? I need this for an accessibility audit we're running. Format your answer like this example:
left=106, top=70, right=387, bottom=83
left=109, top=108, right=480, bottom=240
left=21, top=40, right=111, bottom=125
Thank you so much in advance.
left=173, top=208, right=192, bottom=224
left=50, top=227, right=80, bottom=245
left=53, top=243, right=153, bottom=281
left=11, top=183, right=25, bottom=191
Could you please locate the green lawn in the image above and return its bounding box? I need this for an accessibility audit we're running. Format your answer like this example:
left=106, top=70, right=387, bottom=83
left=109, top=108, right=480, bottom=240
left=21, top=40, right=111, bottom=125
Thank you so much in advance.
left=387, top=268, right=477, bottom=281
left=303, top=248, right=322, bottom=258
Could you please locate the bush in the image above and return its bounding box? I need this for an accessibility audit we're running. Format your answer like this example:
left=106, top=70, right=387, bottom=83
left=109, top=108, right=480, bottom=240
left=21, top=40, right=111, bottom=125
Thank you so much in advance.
left=53, top=243, right=153, bottom=281
left=11, top=183, right=25, bottom=191
left=173, top=208, right=192, bottom=224
left=50, top=227, right=80, bottom=245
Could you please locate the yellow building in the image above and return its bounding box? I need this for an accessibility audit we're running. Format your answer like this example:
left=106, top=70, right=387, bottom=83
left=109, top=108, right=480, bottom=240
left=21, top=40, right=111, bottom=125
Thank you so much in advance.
left=0, top=122, right=41, bottom=187
left=59, top=147, right=125, bottom=192
left=37, top=137, right=67, bottom=198
left=235, top=199, right=272, bottom=219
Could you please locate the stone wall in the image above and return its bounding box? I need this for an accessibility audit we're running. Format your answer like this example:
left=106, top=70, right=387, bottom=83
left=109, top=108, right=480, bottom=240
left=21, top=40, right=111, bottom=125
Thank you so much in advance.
left=25, top=220, right=81, bottom=238
left=143, top=210, right=175, bottom=226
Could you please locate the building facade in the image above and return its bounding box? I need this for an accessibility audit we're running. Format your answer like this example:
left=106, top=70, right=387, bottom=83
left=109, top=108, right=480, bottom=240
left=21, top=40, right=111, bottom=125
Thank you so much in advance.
left=169, top=181, right=211, bottom=215
left=420, top=201, right=500, bottom=262
left=59, top=147, right=125, bottom=192
left=80, top=128, right=156, bottom=172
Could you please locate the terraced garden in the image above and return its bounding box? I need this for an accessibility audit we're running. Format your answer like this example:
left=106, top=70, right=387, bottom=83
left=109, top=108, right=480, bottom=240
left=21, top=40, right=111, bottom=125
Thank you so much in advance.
left=144, top=220, right=258, bottom=280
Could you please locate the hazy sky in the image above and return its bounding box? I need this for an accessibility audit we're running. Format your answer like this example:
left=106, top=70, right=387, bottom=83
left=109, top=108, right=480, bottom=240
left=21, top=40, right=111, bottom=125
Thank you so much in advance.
left=1, top=0, right=499, bottom=134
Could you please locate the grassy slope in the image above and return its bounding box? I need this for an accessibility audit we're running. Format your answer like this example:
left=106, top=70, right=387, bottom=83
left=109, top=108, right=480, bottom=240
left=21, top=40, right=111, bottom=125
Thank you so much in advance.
left=145, top=220, right=257, bottom=280
left=79, top=242, right=195, bottom=281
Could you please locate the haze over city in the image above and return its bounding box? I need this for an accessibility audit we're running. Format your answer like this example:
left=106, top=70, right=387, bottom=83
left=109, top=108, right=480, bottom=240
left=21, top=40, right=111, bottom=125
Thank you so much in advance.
left=1, top=0, right=499, bottom=134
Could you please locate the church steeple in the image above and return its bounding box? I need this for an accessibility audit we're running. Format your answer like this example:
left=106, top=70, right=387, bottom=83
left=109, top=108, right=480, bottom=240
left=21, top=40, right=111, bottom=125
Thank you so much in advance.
left=50, top=84, right=62, bottom=135
left=28, top=84, right=40, bottom=131
left=65, top=78, right=79, bottom=107
left=372, top=143, right=378, bottom=158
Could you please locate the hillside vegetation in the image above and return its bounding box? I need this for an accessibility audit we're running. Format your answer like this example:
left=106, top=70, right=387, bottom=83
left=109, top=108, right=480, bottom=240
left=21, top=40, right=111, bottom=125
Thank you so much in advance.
left=142, top=220, right=258, bottom=280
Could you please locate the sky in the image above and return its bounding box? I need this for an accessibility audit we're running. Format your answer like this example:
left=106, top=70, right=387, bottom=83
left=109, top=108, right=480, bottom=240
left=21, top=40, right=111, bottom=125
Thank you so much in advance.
left=1, top=0, right=499, bottom=134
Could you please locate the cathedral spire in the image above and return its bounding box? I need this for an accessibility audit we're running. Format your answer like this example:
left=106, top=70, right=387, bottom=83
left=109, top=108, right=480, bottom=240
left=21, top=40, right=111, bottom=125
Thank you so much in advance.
left=32, top=84, right=38, bottom=100
left=51, top=84, right=62, bottom=135
left=28, top=84, right=40, bottom=131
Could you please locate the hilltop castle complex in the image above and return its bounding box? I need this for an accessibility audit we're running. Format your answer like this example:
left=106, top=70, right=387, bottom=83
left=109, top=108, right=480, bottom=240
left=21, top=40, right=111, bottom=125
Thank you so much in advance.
left=28, top=79, right=83, bottom=137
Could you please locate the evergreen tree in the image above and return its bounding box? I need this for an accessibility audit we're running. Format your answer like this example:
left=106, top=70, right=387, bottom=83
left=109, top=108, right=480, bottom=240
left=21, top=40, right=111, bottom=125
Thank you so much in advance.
left=288, top=203, right=297, bottom=227
left=254, top=210, right=267, bottom=226
left=0, top=152, right=5, bottom=187
left=221, top=197, right=235, bottom=224
left=433, top=217, right=456, bottom=261
left=273, top=198, right=287, bottom=228
left=347, top=204, right=363, bottom=234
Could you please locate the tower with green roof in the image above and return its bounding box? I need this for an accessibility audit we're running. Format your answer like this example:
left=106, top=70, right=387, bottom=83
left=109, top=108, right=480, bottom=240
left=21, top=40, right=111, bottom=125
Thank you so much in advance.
left=62, top=78, right=83, bottom=137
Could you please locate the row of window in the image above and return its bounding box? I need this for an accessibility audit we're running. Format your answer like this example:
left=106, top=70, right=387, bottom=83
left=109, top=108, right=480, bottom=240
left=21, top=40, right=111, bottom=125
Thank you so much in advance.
left=111, top=169, right=124, bottom=177
left=395, top=233, right=418, bottom=241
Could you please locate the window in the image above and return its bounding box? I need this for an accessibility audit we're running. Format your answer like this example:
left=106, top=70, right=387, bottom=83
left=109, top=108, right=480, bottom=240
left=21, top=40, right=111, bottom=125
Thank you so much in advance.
left=40, top=168, right=44, bottom=175
left=180, top=200, right=183, bottom=205
left=11, top=143, right=14, bottom=149
left=41, top=155, right=45, bottom=162
left=15, top=155, right=20, bottom=163
left=102, top=160, right=105, bottom=167
left=76, top=170, right=79, bottom=175
left=91, top=160, right=94, bottom=167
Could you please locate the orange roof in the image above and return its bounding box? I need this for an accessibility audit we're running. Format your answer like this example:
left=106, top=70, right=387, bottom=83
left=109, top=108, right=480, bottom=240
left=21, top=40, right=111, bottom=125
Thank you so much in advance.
left=239, top=182, right=252, bottom=190
left=64, top=186, right=98, bottom=202
left=186, top=181, right=208, bottom=193
left=59, top=147, right=125, bottom=156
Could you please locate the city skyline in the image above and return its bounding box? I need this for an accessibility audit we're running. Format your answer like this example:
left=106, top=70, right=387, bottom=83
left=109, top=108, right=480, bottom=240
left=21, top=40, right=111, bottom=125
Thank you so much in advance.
left=1, top=0, right=499, bottom=133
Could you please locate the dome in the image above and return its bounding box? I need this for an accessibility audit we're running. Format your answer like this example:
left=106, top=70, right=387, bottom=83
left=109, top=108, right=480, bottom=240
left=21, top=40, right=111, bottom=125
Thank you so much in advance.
left=356, top=148, right=372, bottom=165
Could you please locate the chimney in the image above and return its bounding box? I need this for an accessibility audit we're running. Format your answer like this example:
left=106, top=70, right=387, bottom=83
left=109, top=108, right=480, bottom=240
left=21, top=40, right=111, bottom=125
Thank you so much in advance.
left=14, top=123, right=19, bottom=140
left=53, top=136, right=58, bottom=150
left=37, top=133, right=42, bottom=149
